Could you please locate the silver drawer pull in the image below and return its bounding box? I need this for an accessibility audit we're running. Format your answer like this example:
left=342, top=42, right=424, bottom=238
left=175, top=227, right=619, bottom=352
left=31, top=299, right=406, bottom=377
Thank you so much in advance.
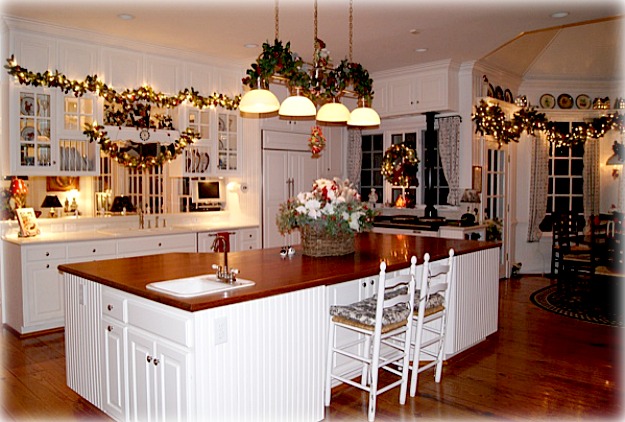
left=153, top=358, right=160, bottom=366
left=147, top=355, right=152, bottom=363
left=107, top=304, right=114, bottom=311
left=107, top=325, right=113, bottom=332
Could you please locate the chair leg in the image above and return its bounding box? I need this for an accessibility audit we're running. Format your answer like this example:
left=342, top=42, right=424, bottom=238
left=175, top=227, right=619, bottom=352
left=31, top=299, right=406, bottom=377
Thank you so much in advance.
left=399, top=330, right=412, bottom=405
left=409, top=319, right=425, bottom=397
left=368, top=334, right=381, bottom=422
left=324, top=321, right=335, bottom=406
left=361, top=336, right=371, bottom=387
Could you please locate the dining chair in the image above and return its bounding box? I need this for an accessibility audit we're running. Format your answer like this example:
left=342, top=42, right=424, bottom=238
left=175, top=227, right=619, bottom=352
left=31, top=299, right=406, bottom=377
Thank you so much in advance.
left=409, top=249, right=456, bottom=398
left=551, top=211, right=589, bottom=277
left=325, top=257, right=417, bottom=422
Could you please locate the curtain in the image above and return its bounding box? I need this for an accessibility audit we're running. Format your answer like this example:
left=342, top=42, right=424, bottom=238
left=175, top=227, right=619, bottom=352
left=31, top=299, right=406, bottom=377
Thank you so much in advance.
left=527, top=133, right=550, bottom=242
left=436, top=116, right=461, bottom=205
left=583, top=138, right=600, bottom=221
left=346, top=129, right=362, bottom=190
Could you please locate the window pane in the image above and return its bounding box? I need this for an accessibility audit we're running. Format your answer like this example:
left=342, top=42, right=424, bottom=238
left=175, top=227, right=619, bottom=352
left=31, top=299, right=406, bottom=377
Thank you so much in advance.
left=572, top=196, right=583, bottom=212
left=362, top=135, right=371, bottom=151
left=554, top=146, right=569, bottom=158
left=373, top=170, right=383, bottom=186
left=554, top=159, right=569, bottom=175
left=571, top=143, right=584, bottom=157
left=555, top=178, right=570, bottom=194
left=373, top=135, right=383, bottom=151
left=571, top=159, right=584, bottom=175
left=554, top=196, right=570, bottom=212
left=362, top=153, right=372, bottom=169
left=572, top=177, right=583, bottom=194
left=373, top=153, right=383, bottom=168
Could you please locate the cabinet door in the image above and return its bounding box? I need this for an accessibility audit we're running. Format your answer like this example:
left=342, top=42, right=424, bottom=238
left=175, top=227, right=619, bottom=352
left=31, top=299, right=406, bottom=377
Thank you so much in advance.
left=101, top=320, right=127, bottom=421
left=24, top=260, right=65, bottom=327
left=216, top=111, right=239, bottom=174
left=155, top=342, right=191, bottom=422
left=128, top=329, right=158, bottom=422
left=13, top=87, right=55, bottom=174
left=387, top=77, right=418, bottom=115
left=262, top=150, right=290, bottom=248
left=320, top=126, right=345, bottom=179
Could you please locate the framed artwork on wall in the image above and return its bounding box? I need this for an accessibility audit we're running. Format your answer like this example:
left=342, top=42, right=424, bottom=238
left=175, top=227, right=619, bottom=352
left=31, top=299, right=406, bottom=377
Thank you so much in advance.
left=46, top=176, right=79, bottom=192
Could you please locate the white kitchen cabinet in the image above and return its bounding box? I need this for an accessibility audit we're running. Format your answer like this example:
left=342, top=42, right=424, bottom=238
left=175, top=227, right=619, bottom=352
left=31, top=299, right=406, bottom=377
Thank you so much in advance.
left=262, top=131, right=321, bottom=248
left=101, top=318, right=127, bottom=421
left=169, top=107, right=213, bottom=178
left=67, top=239, right=118, bottom=262
left=237, top=227, right=260, bottom=251
left=3, top=242, right=66, bottom=334
left=438, top=224, right=487, bottom=240
left=127, top=328, right=191, bottom=422
left=375, top=61, right=458, bottom=117
left=216, top=111, right=239, bottom=174
left=320, top=126, right=345, bottom=179
left=101, top=47, right=144, bottom=92
left=117, top=233, right=197, bottom=258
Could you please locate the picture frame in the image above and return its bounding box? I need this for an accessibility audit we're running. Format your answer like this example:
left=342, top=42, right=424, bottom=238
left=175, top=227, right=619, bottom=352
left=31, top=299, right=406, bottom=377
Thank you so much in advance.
left=472, top=165, right=483, bottom=193
left=46, top=176, right=79, bottom=192
left=16, top=207, right=40, bottom=237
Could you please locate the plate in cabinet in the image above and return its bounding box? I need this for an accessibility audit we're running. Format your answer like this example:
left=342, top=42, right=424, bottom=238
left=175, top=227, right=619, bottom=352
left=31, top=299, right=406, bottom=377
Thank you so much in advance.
left=557, top=94, right=573, bottom=109
left=539, top=94, right=555, bottom=109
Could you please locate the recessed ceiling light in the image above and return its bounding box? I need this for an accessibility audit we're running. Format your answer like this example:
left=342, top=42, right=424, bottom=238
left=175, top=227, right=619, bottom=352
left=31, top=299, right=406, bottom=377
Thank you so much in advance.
left=117, top=13, right=135, bottom=20
left=415, top=48, right=428, bottom=53
left=409, top=29, right=420, bottom=35
left=551, top=11, right=569, bottom=18
left=244, top=43, right=259, bottom=49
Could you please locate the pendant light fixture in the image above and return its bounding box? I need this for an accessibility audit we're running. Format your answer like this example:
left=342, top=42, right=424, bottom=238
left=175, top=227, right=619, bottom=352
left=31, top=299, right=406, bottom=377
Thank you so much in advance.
left=241, top=0, right=379, bottom=124
left=238, top=1, right=281, bottom=114
left=346, top=0, right=380, bottom=127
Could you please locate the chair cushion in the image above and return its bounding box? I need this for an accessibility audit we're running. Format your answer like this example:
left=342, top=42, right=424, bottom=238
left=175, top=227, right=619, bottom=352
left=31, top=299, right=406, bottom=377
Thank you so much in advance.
left=330, top=288, right=444, bottom=332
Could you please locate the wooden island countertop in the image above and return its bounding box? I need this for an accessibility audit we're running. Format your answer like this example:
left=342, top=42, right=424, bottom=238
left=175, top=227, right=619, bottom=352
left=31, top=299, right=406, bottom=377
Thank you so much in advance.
left=58, top=232, right=499, bottom=312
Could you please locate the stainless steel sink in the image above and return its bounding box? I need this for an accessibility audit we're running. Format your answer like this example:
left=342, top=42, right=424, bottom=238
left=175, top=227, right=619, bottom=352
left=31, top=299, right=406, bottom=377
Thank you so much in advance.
left=146, top=274, right=255, bottom=297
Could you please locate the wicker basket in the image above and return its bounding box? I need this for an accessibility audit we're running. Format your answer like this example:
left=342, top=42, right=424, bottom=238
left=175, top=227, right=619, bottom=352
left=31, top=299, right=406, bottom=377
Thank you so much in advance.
left=300, top=225, right=355, bottom=257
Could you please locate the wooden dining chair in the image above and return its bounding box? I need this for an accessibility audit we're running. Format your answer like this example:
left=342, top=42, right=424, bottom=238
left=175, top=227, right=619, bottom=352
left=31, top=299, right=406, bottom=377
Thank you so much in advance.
left=551, top=211, right=589, bottom=277
left=409, top=249, right=456, bottom=397
left=325, top=257, right=417, bottom=422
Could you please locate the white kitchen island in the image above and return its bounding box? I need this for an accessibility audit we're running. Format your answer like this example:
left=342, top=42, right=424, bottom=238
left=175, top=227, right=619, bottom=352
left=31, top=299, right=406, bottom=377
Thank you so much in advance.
left=59, top=233, right=500, bottom=421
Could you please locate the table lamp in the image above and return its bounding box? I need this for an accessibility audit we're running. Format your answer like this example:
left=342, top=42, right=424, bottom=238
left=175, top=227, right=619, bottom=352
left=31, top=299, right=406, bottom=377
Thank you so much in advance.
left=41, top=195, right=62, bottom=218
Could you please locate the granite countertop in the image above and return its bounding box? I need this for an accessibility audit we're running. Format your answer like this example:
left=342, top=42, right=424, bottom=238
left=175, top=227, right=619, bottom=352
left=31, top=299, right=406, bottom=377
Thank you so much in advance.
left=58, top=233, right=501, bottom=312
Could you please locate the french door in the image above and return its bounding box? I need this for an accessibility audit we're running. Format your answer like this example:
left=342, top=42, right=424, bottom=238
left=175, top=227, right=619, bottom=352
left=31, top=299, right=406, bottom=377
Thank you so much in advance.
left=484, top=146, right=510, bottom=278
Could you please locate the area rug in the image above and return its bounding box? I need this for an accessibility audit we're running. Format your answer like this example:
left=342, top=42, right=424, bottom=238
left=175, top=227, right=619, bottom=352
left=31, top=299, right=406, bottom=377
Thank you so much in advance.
left=530, top=284, right=623, bottom=328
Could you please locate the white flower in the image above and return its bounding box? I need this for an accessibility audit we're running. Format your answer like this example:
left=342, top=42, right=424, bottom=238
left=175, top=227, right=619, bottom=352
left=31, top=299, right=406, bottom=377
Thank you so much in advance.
left=342, top=211, right=350, bottom=221
left=349, top=211, right=364, bottom=231
left=305, top=199, right=321, bottom=219
left=322, top=203, right=335, bottom=215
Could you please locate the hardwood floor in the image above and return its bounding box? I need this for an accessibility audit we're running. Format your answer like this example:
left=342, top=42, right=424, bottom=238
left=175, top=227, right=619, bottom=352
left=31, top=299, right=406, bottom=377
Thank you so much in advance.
left=1, top=275, right=621, bottom=421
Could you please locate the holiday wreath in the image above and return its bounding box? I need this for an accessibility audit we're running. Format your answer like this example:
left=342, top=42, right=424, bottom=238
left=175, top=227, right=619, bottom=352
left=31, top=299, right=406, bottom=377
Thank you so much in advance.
left=381, top=143, right=420, bottom=187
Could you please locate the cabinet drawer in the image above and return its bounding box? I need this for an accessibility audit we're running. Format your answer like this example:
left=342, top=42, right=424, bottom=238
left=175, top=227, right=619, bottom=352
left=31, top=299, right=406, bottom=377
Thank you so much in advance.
left=101, top=287, right=127, bottom=323
left=68, top=240, right=117, bottom=259
left=127, top=300, right=192, bottom=347
left=25, top=244, right=66, bottom=261
left=238, top=228, right=259, bottom=241
left=117, top=233, right=196, bottom=255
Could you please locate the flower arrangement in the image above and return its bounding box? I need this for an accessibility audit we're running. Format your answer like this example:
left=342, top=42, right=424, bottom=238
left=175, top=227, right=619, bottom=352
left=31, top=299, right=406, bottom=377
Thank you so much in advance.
left=9, top=177, right=27, bottom=210
left=308, top=126, right=326, bottom=158
left=277, top=178, right=377, bottom=238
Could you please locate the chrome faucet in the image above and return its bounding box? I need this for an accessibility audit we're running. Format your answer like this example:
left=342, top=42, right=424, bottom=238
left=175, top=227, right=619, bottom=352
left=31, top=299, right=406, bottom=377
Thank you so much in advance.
left=138, top=207, right=144, bottom=229
left=211, top=235, right=238, bottom=283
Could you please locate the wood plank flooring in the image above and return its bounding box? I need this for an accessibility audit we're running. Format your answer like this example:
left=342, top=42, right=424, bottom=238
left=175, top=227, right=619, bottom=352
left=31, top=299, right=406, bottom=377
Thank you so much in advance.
left=1, top=275, right=621, bottom=421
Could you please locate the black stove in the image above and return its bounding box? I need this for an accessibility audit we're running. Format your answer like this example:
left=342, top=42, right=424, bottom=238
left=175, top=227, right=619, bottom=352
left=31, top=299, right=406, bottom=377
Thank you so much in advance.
left=373, top=215, right=446, bottom=232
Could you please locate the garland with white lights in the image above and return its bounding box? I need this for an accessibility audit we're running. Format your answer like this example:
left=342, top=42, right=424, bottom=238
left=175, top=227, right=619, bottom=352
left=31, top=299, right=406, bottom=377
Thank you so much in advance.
left=472, top=99, right=625, bottom=147
left=5, top=55, right=241, bottom=110
left=83, top=123, right=200, bottom=169
left=381, top=144, right=420, bottom=187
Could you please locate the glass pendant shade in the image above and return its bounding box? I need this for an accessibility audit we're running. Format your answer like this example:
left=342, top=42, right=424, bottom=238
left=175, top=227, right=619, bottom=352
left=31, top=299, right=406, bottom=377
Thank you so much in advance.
left=347, top=106, right=381, bottom=127
left=316, top=101, right=351, bottom=123
left=239, top=88, right=280, bottom=114
left=279, top=89, right=316, bottom=117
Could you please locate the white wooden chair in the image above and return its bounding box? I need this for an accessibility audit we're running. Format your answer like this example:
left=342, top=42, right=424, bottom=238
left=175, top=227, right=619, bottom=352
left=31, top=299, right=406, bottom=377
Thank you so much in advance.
left=409, top=249, right=455, bottom=397
left=325, top=257, right=417, bottom=421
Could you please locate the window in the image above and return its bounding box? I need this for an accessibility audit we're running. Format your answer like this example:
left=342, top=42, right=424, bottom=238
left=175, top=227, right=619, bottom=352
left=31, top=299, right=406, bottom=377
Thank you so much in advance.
left=360, top=133, right=384, bottom=204
left=540, top=122, right=585, bottom=231
left=359, top=129, right=449, bottom=207
left=126, top=165, right=166, bottom=214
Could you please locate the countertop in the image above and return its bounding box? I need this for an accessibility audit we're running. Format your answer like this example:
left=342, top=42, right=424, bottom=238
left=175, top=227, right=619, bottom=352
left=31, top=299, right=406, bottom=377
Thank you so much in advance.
left=58, top=233, right=500, bottom=312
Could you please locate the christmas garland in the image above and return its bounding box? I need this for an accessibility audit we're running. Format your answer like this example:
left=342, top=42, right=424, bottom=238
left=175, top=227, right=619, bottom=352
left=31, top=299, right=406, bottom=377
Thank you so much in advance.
left=472, top=99, right=625, bottom=147
left=83, top=123, right=200, bottom=169
left=381, top=144, right=420, bottom=187
left=5, top=56, right=241, bottom=110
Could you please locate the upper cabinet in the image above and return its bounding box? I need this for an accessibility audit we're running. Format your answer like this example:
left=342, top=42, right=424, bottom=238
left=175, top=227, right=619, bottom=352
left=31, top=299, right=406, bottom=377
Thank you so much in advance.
left=373, top=60, right=459, bottom=118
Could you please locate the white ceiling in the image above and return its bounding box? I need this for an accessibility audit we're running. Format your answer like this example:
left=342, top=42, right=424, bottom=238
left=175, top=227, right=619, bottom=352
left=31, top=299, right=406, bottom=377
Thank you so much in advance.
left=1, top=0, right=623, bottom=80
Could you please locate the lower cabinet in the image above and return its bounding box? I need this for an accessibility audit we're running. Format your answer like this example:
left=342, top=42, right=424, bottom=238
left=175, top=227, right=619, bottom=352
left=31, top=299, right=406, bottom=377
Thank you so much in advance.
left=127, top=329, right=190, bottom=422
left=101, top=319, right=127, bottom=421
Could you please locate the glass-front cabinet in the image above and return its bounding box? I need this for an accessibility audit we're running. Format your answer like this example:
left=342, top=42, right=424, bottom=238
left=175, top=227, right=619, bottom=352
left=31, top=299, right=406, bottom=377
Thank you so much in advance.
left=217, top=111, right=238, bottom=173
left=16, top=88, right=53, bottom=173
left=11, top=86, right=100, bottom=175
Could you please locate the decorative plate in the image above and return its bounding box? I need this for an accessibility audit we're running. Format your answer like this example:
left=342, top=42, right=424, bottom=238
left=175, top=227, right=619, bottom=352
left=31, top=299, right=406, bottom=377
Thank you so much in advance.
left=20, top=95, right=35, bottom=116
left=557, top=94, right=573, bottom=109
left=540, top=94, right=556, bottom=109
left=575, top=94, right=591, bottom=109
left=495, top=86, right=504, bottom=100
left=20, top=126, right=35, bottom=142
left=504, top=89, right=513, bottom=103
left=200, top=152, right=210, bottom=173
left=487, top=83, right=494, bottom=98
